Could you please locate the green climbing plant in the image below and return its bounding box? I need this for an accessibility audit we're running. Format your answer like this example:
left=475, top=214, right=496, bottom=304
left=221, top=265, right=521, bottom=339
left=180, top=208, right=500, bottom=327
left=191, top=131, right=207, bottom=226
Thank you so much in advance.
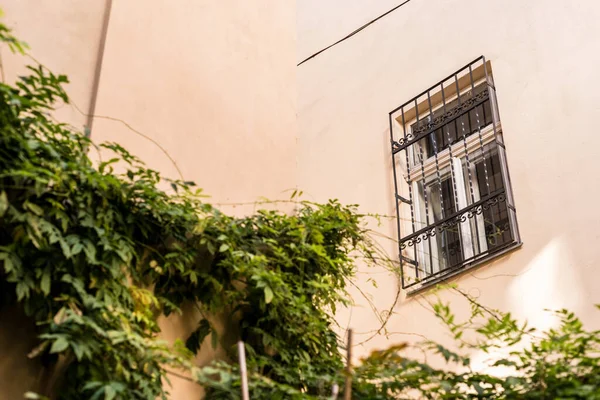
left=0, top=15, right=381, bottom=399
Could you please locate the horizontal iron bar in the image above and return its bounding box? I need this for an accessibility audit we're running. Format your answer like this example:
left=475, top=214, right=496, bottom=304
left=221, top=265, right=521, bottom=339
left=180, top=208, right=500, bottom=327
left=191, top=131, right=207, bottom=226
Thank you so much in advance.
left=392, top=90, right=490, bottom=154
left=401, top=240, right=519, bottom=289
left=401, top=255, right=418, bottom=267
left=399, top=189, right=506, bottom=244
left=396, top=194, right=411, bottom=204
left=389, top=55, right=485, bottom=115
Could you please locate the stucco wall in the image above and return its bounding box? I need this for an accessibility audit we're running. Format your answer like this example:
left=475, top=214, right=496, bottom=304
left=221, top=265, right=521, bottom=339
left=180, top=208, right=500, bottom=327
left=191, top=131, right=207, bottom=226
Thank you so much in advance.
left=92, top=0, right=297, bottom=208
left=0, top=0, right=108, bottom=128
left=91, top=4, right=297, bottom=393
left=297, top=0, right=600, bottom=366
left=1, top=1, right=296, bottom=399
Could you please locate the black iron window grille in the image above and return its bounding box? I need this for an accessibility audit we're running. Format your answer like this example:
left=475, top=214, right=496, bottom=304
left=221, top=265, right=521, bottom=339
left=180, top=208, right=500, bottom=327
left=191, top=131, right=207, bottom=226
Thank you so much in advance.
left=389, top=56, right=521, bottom=290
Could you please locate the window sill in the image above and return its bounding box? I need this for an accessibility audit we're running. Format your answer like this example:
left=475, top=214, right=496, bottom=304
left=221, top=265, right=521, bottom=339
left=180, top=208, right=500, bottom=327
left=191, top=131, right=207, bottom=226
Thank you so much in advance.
left=405, top=241, right=523, bottom=296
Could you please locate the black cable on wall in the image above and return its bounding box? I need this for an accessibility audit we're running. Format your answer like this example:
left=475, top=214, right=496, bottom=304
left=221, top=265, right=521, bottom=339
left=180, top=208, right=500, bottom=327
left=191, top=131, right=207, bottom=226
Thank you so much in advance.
left=297, top=0, right=413, bottom=67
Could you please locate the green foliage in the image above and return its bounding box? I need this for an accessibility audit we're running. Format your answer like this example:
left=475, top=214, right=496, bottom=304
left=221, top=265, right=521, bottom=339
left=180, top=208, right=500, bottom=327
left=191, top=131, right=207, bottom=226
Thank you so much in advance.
left=349, top=295, right=600, bottom=399
left=2, top=14, right=600, bottom=400
left=0, top=24, right=201, bottom=399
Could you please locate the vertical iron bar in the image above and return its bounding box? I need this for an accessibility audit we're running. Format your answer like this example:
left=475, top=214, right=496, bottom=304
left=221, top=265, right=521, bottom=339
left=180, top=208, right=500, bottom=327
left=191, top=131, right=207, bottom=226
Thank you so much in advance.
left=482, top=98, right=487, bottom=125
left=401, top=108, right=419, bottom=281
left=469, top=64, right=493, bottom=248
left=427, top=92, right=445, bottom=216
left=455, top=75, right=479, bottom=257
left=414, top=99, right=435, bottom=275
left=488, top=153, right=500, bottom=244
left=427, top=91, right=444, bottom=274
left=469, top=65, right=491, bottom=196
left=390, top=113, right=406, bottom=288
left=441, top=83, right=460, bottom=212
left=498, top=145, right=520, bottom=241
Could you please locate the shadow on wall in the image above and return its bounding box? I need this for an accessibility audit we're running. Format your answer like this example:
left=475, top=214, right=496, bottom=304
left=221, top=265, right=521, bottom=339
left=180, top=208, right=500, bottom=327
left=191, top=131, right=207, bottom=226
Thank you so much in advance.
left=0, top=305, right=47, bottom=400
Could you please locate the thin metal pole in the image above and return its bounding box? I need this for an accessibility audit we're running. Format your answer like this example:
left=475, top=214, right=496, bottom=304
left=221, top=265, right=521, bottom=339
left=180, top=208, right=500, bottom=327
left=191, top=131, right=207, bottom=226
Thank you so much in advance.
left=343, top=329, right=353, bottom=400
left=331, top=383, right=340, bottom=399
left=238, top=341, right=250, bottom=400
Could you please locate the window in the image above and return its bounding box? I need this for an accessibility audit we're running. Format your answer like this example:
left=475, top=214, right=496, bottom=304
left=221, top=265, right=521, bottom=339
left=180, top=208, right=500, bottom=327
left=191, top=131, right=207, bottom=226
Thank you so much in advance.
left=389, top=57, right=521, bottom=290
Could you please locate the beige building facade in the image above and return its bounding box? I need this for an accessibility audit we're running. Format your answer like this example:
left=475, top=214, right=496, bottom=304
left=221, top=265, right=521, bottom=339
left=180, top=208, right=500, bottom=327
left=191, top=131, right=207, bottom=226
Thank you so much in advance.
left=297, top=0, right=600, bottom=366
left=2, top=0, right=600, bottom=398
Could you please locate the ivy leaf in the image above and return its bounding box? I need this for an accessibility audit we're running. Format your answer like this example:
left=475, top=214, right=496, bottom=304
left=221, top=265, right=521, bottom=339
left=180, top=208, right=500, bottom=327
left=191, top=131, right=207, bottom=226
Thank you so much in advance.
left=71, top=241, right=83, bottom=257
left=211, top=329, right=219, bottom=350
left=16, top=282, right=29, bottom=301
left=27, top=341, right=49, bottom=359
left=473, top=382, right=485, bottom=396
left=24, top=201, right=44, bottom=216
left=0, top=190, right=8, bottom=217
left=50, top=337, right=69, bottom=354
left=40, top=267, right=51, bottom=295
left=89, top=386, right=104, bottom=400
left=182, top=271, right=195, bottom=286
left=0, top=252, right=12, bottom=273
left=71, top=343, right=84, bottom=361
left=82, top=382, right=103, bottom=393
left=185, top=319, right=211, bottom=354
left=82, top=240, right=97, bottom=263
left=104, top=386, right=116, bottom=400
left=264, top=286, right=274, bottom=304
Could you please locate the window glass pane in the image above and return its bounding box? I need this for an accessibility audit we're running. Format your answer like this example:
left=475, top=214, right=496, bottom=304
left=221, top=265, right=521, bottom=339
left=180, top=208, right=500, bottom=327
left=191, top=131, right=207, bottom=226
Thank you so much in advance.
left=475, top=153, right=511, bottom=251
left=483, top=99, right=493, bottom=126
left=425, top=178, right=463, bottom=274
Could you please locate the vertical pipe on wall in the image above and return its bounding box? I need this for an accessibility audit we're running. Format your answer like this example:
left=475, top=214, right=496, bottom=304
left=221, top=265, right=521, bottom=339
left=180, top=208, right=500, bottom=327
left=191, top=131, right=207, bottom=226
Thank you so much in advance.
left=85, top=0, right=113, bottom=134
